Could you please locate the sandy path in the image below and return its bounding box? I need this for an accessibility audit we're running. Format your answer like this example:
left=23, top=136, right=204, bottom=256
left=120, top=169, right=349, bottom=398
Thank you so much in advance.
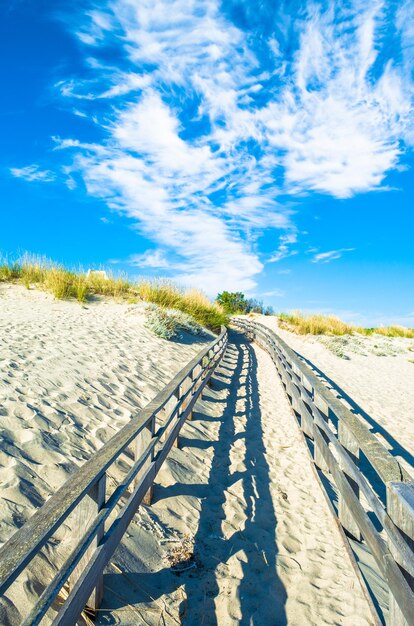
left=97, top=331, right=373, bottom=625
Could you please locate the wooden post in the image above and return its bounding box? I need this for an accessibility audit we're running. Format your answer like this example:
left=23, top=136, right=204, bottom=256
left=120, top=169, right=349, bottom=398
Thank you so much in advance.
left=159, top=396, right=178, bottom=443
left=206, top=349, right=215, bottom=387
left=180, top=376, right=193, bottom=421
left=201, top=356, right=209, bottom=398
left=134, top=415, right=156, bottom=506
left=69, top=474, right=106, bottom=612
left=387, top=482, right=414, bottom=626
left=297, top=374, right=314, bottom=439
left=300, top=401, right=314, bottom=439
left=192, top=364, right=202, bottom=395
left=338, top=421, right=361, bottom=541
left=313, top=392, right=330, bottom=473
left=134, top=417, right=155, bottom=505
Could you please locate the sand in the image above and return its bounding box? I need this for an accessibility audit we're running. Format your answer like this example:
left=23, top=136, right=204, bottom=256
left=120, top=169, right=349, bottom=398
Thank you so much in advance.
left=94, top=332, right=373, bottom=625
left=257, top=315, right=414, bottom=475
left=0, top=284, right=211, bottom=547
left=0, top=288, right=376, bottom=625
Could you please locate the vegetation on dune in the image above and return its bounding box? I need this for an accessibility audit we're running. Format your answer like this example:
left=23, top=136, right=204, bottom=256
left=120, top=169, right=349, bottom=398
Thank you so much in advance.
left=216, top=290, right=274, bottom=315
left=145, top=305, right=205, bottom=340
left=278, top=311, right=414, bottom=338
left=0, top=255, right=227, bottom=332
left=278, top=312, right=355, bottom=335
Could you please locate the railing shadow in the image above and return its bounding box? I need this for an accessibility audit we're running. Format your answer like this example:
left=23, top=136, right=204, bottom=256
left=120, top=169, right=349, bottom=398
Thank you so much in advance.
left=100, top=330, right=286, bottom=625
left=294, top=350, right=414, bottom=470
left=178, top=329, right=287, bottom=625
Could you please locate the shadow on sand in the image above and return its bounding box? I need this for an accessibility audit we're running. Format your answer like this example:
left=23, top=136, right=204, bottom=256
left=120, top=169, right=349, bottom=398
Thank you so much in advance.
left=101, top=330, right=287, bottom=625
left=294, top=350, right=413, bottom=470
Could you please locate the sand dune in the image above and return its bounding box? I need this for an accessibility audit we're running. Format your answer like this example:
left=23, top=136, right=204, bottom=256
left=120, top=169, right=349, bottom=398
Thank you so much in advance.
left=0, top=284, right=211, bottom=550
left=0, top=288, right=375, bottom=624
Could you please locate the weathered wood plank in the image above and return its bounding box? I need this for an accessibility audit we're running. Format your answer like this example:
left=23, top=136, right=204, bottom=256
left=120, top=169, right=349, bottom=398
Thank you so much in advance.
left=52, top=463, right=157, bottom=626
left=387, top=482, right=414, bottom=626
left=233, top=318, right=414, bottom=625
left=311, top=405, right=414, bottom=578
left=51, top=339, right=228, bottom=626
left=233, top=319, right=410, bottom=484
left=21, top=436, right=159, bottom=626
left=338, top=422, right=361, bottom=541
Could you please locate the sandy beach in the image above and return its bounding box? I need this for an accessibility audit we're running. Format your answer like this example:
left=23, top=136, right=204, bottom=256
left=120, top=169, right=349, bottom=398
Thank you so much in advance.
left=0, top=285, right=380, bottom=625
left=0, top=284, right=211, bottom=546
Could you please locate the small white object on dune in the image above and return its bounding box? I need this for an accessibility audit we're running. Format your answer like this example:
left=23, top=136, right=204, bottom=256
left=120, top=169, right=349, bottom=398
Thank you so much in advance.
left=87, top=270, right=108, bottom=280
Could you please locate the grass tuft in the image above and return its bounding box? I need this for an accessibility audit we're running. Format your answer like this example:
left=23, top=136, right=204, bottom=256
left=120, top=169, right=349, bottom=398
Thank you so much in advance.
left=278, top=311, right=414, bottom=338
left=278, top=312, right=355, bottom=335
left=0, top=255, right=227, bottom=332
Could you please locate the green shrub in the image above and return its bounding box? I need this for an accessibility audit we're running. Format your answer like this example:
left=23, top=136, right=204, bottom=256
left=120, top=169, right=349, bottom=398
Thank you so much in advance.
left=144, top=306, right=206, bottom=340
left=145, top=306, right=179, bottom=340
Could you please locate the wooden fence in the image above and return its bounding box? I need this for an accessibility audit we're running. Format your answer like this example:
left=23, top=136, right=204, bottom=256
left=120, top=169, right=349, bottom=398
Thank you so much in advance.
left=0, top=327, right=227, bottom=626
left=233, top=318, right=414, bottom=626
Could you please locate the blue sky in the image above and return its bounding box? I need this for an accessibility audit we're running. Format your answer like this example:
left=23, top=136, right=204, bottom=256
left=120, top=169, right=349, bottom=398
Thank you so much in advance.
left=1, top=0, right=414, bottom=325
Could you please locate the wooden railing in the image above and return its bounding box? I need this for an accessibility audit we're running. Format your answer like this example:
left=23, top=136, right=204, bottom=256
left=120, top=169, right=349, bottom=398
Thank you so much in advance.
left=0, top=327, right=227, bottom=626
left=233, top=318, right=414, bottom=626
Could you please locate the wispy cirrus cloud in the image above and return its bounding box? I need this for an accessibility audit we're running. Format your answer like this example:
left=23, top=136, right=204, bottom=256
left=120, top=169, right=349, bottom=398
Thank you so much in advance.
left=312, top=248, right=355, bottom=264
left=261, top=288, right=285, bottom=297
left=10, top=164, right=56, bottom=182
left=123, top=249, right=173, bottom=270
left=261, top=1, right=414, bottom=199
left=49, top=0, right=414, bottom=292
left=269, top=233, right=298, bottom=262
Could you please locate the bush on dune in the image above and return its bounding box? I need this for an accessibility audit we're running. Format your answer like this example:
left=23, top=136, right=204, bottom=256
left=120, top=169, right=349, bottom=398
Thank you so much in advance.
left=144, top=305, right=206, bottom=340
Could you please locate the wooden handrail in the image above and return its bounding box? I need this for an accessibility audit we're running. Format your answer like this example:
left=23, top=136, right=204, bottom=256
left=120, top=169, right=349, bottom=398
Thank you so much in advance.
left=233, top=318, right=414, bottom=626
left=0, top=326, right=228, bottom=625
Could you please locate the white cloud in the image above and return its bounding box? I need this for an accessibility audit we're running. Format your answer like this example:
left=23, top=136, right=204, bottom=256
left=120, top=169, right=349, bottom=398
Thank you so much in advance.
left=10, top=165, right=56, bottom=183
left=261, top=289, right=285, bottom=297
left=260, top=1, right=414, bottom=198
left=312, top=248, right=355, bottom=263
left=269, top=233, right=298, bottom=262
left=55, top=0, right=414, bottom=292
left=56, top=72, right=151, bottom=100
left=127, top=249, right=172, bottom=269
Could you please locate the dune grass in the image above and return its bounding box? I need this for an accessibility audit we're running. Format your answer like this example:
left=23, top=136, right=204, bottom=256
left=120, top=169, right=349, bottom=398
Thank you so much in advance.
left=0, top=256, right=227, bottom=332
left=278, top=311, right=414, bottom=338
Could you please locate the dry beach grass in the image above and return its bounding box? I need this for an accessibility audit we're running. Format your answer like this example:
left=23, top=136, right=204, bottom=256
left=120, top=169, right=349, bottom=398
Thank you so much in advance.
left=278, top=311, right=414, bottom=338
left=0, top=255, right=227, bottom=332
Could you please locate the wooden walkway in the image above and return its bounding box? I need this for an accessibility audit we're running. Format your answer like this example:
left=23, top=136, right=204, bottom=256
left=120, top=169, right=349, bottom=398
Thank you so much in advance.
left=93, top=330, right=373, bottom=625
left=233, top=319, right=414, bottom=626
left=0, top=323, right=413, bottom=625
